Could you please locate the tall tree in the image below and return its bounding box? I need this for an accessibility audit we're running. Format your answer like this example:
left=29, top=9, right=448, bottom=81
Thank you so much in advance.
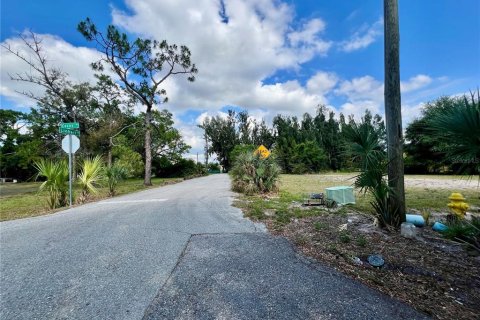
left=384, top=0, right=406, bottom=226
left=237, top=111, right=252, bottom=145
left=149, top=110, right=190, bottom=162
left=200, top=111, right=237, bottom=171
left=78, top=18, right=198, bottom=185
left=2, top=32, right=91, bottom=123
left=88, top=74, right=135, bottom=166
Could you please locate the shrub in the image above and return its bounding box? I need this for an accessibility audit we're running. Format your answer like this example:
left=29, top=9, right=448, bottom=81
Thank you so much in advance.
left=230, top=152, right=280, bottom=195
left=343, top=122, right=402, bottom=228
left=339, top=232, right=351, bottom=243
left=425, top=91, right=480, bottom=175
left=207, top=162, right=221, bottom=172
left=443, top=217, right=480, bottom=253
left=35, top=159, right=69, bottom=209
left=154, top=157, right=207, bottom=178
left=112, top=145, right=144, bottom=178
left=104, top=164, right=128, bottom=196
left=291, top=141, right=328, bottom=173
left=356, top=235, right=367, bottom=247
left=229, top=144, right=256, bottom=166
left=78, top=155, right=104, bottom=203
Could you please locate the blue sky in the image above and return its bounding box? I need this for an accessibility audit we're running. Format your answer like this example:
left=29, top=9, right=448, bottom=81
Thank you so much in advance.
left=1, top=0, right=479, bottom=159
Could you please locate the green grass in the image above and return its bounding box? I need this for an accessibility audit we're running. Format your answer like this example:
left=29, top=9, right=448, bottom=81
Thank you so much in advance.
left=0, top=182, right=39, bottom=197
left=236, top=173, right=480, bottom=225
left=0, top=177, right=182, bottom=221
left=279, top=174, right=480, bottom=212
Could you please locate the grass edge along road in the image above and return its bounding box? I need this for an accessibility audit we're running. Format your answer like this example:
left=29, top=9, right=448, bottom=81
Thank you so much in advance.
left=237, top=174, right=480, bottom=220
left=0, top=177, right=183, bottom=221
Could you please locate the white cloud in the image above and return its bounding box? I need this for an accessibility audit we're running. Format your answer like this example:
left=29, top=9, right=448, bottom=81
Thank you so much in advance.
left=400, top=74, right=432, bottom=92
left=402, top=102, right=426, bottom=124
left=335, top=75, right=384, bottom=104
left=335, top=74, right=436, bottom=120
left=110, top=0, right=332, bottom=116
left=0, top=32, right=104, bottom=107
left=340, top=18, right=383, bottom=52
left=287, top=18, right=332, bottom=57
left=306, top=71, right=338, bottom=95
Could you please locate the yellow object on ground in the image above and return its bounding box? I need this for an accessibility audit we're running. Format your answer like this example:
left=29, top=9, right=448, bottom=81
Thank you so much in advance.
left=254, top=145, right=270, bottom=159
left=447, top=192, right=469, bottom=219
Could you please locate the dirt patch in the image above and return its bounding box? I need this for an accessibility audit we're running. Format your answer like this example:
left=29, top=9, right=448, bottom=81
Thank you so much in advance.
left=265, top=212, right=480, bottom=320
left=405, top=177, right=480, bottom=190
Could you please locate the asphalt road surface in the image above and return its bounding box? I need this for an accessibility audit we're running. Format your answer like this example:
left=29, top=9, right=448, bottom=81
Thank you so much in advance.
left=0, top=175, right=428, bottom=319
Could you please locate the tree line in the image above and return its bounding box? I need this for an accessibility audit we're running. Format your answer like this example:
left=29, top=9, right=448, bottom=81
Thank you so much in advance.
left=200, top=92, right=479, bottom=176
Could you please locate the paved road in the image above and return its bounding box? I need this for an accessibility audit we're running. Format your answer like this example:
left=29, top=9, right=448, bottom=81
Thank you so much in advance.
left=0, top=175, right=428, bottom=320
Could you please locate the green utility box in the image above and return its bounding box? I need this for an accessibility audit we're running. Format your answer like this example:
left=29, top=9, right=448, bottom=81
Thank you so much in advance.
left=325, top=186, right=355, bottom=205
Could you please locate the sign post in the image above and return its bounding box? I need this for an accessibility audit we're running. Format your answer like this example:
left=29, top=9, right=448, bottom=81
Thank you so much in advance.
left=61, top=127, right=80, bottom=207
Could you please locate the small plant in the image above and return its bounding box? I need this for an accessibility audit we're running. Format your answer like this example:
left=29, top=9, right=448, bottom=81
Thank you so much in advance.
left=339, top=231, right=351, bottom=243
left=231, top=152, right=280, bottom=195
left=104, top=164, right=128, bottom=196
left=35, top=159, right=69, bottom=209
left=275, top=208, right=291, bottom=225
left=327, top=244, right=339, bottom=254
left=421, top=209, right=431, bottom=226
left=314, top=221, right=326, bottom=231
left=443, top=217, right=480, bottom=253
left=294, top=234, right=309, bottom=246
left=356, top=235, right=367, bottom=247
left=78, top=155, right=104, bottom=203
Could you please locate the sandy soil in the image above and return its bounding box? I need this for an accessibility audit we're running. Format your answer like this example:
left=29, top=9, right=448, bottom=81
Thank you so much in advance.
left=404, top=176, right=479, bottom=190
left=319, top=174, right=480, bottom=190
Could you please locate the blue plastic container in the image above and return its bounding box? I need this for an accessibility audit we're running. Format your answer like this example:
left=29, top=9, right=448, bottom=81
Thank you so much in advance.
left=432, top=222, right=449, bottom=232
left=406, top=214, right=425, bottom=227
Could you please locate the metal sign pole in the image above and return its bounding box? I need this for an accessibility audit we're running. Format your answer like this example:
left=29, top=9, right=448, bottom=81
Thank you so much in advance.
left=69, top=134, right=72, bottom=207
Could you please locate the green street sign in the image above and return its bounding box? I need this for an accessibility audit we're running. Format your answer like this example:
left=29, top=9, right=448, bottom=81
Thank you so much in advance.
left=60, top=122, right=79, bottom=129
left=59, top=128, right=80, bottom=136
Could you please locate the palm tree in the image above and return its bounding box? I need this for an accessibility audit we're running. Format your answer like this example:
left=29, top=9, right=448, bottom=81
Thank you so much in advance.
left=104, top=164, right=128, bottom=196
left=426, top=91, right=480, bottom=176
left=78, top=155, right=104, bottom=203
left=35, top=159, right=69, bottom=209
left=344, top=123, right=400, bottom=228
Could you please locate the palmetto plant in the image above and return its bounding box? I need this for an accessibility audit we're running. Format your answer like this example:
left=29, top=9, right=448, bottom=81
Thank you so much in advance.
left=104, top=164, right=128, bottom=196
left=35, top=159, right=69, bottom=209
left=426, top=91, right=480, bottom=175
left=344, top=123, right=401, bottom=228
left=78, top=155, right=104, bottom=203
left=231, top=152, right=280, bottom=195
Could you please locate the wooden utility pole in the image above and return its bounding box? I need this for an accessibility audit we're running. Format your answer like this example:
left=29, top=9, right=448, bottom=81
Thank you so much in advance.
left=384, top=0, right=406, bottom=225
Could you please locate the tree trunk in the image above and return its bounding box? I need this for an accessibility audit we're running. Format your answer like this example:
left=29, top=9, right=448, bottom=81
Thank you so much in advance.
left=204, top=134, right=209, bottom=166
left=107, top=136, right=113, bottom=167
left=144, top=110, right=153, bottom=186
left=384, top=0, right=406, bottom=226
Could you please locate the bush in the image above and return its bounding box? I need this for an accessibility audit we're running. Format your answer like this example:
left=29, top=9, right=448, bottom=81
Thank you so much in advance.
left=291, top=141, right=328, bottom=173
left=230, top=152, right=280, bottom=195
left=343, top=122, right=402, bottom=228
left=112, top=145, right=144, bottom=178
left=77, top=155, right=104, bottom=203
left=208, top=162, right=221, bottom=172
left=104, top=164, right=128, bottom=196
left=229, top=144, right=256, bottom=166
left=35, top=159, right=69, bottom=209
left=154, top=157, right=207, bottom=178
left=443, top=217, right=480, bottom=253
